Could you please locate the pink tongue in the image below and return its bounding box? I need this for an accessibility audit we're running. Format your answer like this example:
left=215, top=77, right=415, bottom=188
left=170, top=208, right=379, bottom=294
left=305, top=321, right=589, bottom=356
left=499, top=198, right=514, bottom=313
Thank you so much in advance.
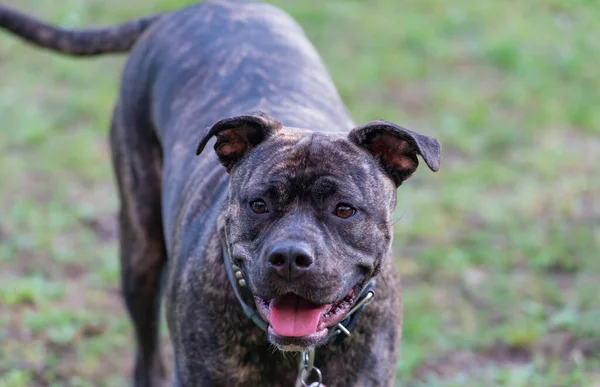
left=269, top=294, right=331, bottom=337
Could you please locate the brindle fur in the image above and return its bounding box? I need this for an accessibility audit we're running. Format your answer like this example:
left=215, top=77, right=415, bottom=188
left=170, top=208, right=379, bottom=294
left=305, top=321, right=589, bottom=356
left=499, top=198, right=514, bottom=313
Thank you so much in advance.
left=1, top=1, right=442, bottom=386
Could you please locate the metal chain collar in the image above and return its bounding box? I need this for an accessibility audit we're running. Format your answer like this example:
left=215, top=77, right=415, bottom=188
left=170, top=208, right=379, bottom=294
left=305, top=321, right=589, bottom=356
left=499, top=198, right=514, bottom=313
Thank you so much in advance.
left=298, top=348, right=323, bottom=387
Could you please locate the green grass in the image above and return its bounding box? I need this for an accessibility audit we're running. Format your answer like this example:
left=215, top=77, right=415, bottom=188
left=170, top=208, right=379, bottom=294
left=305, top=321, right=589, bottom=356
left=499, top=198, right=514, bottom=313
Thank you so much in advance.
left=1, top=0, right=599, bottom=386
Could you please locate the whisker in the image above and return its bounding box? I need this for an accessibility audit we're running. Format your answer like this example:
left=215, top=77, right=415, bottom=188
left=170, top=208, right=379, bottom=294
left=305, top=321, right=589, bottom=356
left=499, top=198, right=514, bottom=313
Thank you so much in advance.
left=391, top=211, right=405, bottom=226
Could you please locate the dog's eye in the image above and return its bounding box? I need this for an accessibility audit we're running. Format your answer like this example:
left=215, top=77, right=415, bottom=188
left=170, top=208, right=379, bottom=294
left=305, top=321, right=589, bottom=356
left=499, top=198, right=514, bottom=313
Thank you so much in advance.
left=250, top=199, right=268, bottom=214
left=334, top=204, right=356, bottom=219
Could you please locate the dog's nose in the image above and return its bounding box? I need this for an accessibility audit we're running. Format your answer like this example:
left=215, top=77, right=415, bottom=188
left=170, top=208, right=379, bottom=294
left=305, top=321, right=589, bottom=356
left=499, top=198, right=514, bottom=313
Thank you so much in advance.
left=267, top=242, right=314, bottom=280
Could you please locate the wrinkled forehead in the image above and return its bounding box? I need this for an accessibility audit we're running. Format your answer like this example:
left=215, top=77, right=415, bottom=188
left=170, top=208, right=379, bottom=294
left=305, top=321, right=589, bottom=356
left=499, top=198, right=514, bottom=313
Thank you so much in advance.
left=232, top=130, right=395, bottom=199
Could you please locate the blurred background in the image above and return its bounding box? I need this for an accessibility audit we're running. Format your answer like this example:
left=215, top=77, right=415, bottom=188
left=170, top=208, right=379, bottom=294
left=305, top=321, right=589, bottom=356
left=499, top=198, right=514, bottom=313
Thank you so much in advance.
left=0, top=0, right=598, bottom=386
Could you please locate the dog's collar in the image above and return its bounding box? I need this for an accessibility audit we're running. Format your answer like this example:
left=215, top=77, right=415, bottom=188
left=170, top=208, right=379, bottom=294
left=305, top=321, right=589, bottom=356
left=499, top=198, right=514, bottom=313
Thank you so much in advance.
left=222, top=246, right=269, bottom=332
left=222, top=246, right=376, bottom=345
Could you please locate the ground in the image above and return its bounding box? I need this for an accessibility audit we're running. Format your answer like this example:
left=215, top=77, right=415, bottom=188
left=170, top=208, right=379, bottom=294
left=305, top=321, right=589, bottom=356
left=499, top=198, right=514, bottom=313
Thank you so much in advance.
left=0, top=0, right=599, bottom=386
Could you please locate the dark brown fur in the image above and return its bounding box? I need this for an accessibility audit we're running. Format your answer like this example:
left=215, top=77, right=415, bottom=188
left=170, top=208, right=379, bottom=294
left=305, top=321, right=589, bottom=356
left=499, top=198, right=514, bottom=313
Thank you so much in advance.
left=1, top=1, right=441, bottom=386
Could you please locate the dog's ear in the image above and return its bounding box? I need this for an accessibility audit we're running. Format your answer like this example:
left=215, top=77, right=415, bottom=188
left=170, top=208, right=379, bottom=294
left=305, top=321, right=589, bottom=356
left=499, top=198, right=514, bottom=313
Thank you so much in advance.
left=348, top=120, right=441, bottom=186
left=196, top=112, right=282, bottom=172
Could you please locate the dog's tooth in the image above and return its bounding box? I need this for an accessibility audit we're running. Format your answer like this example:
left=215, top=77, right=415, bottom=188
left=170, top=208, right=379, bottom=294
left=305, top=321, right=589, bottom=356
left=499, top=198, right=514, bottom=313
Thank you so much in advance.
left=235, top=271, right=244, bottom=279
left=238, top=279, right=247, bottom=287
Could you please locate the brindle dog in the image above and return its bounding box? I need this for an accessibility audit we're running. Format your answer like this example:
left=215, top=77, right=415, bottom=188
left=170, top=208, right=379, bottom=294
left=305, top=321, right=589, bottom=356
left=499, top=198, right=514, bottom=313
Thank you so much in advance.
left=0, top=1, right=441, bottom=386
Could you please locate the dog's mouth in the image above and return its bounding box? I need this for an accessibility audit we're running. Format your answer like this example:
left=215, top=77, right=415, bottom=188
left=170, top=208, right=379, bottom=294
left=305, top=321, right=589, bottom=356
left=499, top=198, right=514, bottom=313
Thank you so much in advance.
left=254, top=287, right=357, bottom=349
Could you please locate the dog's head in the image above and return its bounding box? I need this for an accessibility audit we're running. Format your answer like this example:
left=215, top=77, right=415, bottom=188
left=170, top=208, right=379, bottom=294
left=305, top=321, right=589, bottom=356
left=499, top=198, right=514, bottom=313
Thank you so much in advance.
left=196, top=112, right=440, bottom=350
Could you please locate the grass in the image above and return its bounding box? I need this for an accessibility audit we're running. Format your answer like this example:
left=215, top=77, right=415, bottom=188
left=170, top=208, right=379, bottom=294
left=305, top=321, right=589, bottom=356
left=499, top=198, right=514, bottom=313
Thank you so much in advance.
left=1, top=0, right=599, bottom=386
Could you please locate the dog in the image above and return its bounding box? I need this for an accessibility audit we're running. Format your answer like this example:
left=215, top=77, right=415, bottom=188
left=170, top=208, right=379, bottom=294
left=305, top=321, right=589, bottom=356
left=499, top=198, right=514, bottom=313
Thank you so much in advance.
left=0, top=1, right=441, bottom=386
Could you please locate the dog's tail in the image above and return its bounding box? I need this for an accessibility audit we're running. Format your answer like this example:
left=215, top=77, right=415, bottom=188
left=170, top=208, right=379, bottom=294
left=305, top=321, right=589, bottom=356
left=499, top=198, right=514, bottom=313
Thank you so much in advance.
left=0, top=5, right=162, bottom=56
